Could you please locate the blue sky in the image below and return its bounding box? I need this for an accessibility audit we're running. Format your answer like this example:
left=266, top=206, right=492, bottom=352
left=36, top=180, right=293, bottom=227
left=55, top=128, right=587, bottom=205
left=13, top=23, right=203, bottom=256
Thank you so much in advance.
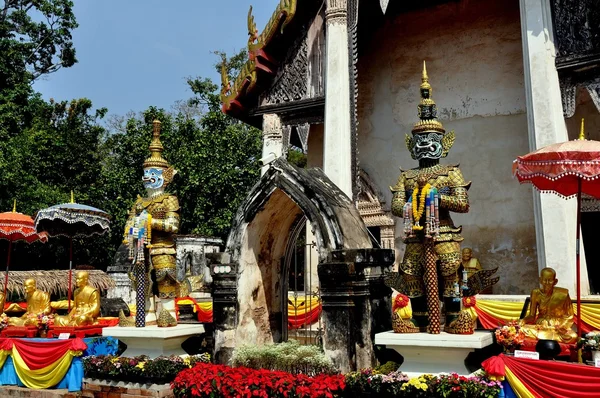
left=33, top=1, right=279, bottom=117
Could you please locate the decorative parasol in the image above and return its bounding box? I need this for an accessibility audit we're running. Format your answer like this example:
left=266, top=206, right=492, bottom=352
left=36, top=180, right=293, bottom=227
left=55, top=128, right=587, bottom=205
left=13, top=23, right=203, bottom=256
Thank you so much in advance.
left=0, top=200, right=48, bottom=297
left=513, top=119, right=600, bottom=337
left=34, top=192, right=110, bottom=310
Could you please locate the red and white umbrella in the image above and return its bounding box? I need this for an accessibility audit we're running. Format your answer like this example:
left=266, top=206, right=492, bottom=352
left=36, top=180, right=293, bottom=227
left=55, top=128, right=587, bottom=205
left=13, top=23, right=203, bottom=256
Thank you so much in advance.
left=0, top=200, right=48, bottom=296
left=513, top=119, right=600, bottom=336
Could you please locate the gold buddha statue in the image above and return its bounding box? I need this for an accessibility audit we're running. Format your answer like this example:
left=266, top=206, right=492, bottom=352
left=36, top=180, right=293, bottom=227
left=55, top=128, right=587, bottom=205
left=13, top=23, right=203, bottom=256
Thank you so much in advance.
left=8, top=279, right=51, bottom=326
left=519, top=267, right=578, bottom=344
left=460, top=248, right=482, bottom=279
left=123, top=120, right=180, bottom=327
left=55, top=271, right=100, bottom=327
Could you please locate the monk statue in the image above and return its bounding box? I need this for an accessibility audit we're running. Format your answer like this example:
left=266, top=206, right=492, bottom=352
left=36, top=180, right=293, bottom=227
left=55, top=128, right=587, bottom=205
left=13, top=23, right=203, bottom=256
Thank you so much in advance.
left=385, top=62, right=496, bottom=335
left=55, top=271, right=100, bottom=326
left=8, top=279, right=51, bottom=326
left=460, top=248, right=482, bottom=279
left=123, top=119, right=180, bottom=327
left=519, top=267, right=578, bottom=344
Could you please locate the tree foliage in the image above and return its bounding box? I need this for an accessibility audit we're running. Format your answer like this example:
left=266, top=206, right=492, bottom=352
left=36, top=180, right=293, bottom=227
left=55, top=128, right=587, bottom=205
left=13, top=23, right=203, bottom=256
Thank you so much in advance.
left=0, top=38, right=262, bottom=269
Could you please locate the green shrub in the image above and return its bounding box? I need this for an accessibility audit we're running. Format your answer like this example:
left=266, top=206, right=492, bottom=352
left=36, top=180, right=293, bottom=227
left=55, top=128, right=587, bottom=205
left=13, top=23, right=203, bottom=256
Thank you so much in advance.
left=231, top=340, right=338, bottom=376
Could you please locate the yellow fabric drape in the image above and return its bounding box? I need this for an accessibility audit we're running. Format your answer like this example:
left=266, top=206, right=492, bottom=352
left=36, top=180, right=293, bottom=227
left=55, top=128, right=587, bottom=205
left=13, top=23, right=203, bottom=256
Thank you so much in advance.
left=0, top=349, right=10, bottom=369
left=11, top=347, right=78, bottom=389
left=505, top=367, right=535, bottom=398
left=475, top=298, right=600, bottom=330
left=476, top=300, right=523, bottom=322
left=288, top=296, right=321, bottom=316
left=197, top=302, right=212, bottom=312
left=573, top=303, right=600, bottom=330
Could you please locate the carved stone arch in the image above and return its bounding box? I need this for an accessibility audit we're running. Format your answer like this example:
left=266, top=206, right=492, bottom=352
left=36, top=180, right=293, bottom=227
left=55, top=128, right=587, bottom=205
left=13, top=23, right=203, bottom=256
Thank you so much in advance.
left=224, top=158, right=372, bottom=347
left=356, top=169, right=396, bottom=250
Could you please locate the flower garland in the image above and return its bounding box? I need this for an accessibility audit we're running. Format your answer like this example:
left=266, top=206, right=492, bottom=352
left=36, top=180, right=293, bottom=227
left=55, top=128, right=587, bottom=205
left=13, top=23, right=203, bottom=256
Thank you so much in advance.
left=412, top=183, right=430, bottom=231
left=403, top=183, right=440, bottom=238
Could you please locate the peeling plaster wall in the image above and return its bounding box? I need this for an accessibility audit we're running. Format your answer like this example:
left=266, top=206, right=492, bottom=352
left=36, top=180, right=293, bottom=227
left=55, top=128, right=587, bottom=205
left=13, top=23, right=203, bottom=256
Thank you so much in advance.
left=236, top=189, right=303, bottom=346
left=357, top=0, right=537, bottom=293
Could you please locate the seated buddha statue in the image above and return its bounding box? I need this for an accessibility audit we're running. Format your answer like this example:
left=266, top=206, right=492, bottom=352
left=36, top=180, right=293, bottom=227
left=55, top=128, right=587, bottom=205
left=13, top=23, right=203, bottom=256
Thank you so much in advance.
left=519, top=267, right=578, bottom=344
left=460, top=248, right=482, bottom=279
left=8, top=279, right=51, bottom=326
left=55, top=271, right=100, bottom=327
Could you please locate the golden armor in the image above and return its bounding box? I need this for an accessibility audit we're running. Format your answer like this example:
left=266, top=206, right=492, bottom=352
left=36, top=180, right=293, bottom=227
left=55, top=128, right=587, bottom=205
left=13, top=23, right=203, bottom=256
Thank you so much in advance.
left=8, top=279, right=51, bottom=326
left=519, top=267, right=578, bottom=344
left=55, top=271, right=100, bottom=327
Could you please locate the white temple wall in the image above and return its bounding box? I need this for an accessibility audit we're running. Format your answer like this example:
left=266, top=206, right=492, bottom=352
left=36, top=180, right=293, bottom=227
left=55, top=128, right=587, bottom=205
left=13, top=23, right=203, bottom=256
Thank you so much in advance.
left=356, top=0, right=537, bottom=293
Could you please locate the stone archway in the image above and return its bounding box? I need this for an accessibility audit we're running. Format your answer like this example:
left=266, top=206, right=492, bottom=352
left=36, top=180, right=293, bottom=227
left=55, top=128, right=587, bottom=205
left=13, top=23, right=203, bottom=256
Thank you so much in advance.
left=224, top=159, right=372, bottom=344
left=213, top=158, right=394, bottom=371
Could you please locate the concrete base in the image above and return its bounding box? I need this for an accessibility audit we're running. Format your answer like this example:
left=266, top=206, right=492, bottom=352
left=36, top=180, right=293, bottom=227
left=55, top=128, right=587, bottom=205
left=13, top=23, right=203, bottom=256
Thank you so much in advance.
left=375, top=331, right=493, bottom=376
left=102, top=324, right=205, bottom=358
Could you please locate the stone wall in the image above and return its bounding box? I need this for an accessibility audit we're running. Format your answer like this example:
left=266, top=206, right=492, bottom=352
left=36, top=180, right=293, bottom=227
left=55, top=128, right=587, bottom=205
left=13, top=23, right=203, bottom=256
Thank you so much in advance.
left=356, top=0, right=537, bottom=293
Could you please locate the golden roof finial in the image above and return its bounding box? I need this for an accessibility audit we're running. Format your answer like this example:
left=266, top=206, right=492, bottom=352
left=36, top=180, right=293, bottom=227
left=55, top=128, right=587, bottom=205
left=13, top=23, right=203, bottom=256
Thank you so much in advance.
left=70, top=190, right=75, bottom=203
left=12, top=199, right=16, bottom=213
left=143, top=119, right=170, bottom=169
left=420, top=60, right=431, bottom=92
left=578, top=118, right=585, bottom=140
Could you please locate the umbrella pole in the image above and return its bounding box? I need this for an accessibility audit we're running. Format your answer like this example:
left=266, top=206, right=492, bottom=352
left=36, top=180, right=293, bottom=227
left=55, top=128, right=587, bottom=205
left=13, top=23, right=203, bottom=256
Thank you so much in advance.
left=4, top=241, right=12, bottom=297
left=576, top=179, right=582, bottom=339
left=68, top=237, right=73, bottom=312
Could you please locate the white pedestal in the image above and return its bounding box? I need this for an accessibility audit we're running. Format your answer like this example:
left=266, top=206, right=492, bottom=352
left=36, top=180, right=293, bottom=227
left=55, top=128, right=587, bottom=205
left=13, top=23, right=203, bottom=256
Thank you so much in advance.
left=375, top=331, right=493, bottom=376
left=103, top=324, right=205, bottom=358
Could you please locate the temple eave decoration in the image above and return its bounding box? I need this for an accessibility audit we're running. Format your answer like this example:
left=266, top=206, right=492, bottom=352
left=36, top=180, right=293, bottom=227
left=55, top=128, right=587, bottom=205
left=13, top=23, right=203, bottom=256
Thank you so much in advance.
left=220, top=0, right=298, bottom=118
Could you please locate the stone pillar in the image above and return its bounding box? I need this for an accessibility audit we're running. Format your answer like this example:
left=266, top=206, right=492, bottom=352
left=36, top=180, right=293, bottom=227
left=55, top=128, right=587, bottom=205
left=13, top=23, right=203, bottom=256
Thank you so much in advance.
left=319, top=248, right=394, bottom=372
left=318, top=261, right=357, bottom=373
left=324, top=0, right=353, bottom=197
left=261, top=114, right=284, bottom=175
left=519, top=0, right=589, bottom=294
left=209, top=253, right=238, bottom=364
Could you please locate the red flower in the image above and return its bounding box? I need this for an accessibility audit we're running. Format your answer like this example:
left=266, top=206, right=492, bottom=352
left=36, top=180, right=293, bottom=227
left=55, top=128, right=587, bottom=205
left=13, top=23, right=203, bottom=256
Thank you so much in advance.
left=393, top=294, right=410, bottom=311
left=462, top=296, right=476, bottom=308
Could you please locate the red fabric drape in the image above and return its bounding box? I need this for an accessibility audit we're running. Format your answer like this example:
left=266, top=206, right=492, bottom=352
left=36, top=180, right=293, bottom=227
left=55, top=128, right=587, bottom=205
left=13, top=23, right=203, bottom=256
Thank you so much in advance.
left=4, top=302, right=27, bottom=311
left=0, top=338, right=86, bottom=370
left=474, top=306, right=508, bottom=329
left=486, top=354, right=600, bottom=398
left=288, top=306, right=321, bottom=329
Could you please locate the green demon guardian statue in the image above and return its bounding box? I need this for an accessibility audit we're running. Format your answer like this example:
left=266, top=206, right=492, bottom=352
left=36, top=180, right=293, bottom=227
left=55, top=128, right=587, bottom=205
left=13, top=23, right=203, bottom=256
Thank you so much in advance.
left=385, top=62, right=498, bottom=334
left=123, top=120, right=180, bottom=328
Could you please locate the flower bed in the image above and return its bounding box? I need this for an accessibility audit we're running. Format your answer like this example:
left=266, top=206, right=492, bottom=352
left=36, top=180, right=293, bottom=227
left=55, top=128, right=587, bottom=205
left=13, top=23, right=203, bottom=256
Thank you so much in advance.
left=83, top=353, right=210, bottom=385
left=171, top=362, right=346, bottom=398
left=344, top=369, right=502, bottom=398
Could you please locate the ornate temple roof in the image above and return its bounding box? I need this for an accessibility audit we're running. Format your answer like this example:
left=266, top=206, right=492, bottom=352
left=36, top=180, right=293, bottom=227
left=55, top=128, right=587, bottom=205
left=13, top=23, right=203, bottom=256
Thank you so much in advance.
left=220, top=0, right=321, bottom=126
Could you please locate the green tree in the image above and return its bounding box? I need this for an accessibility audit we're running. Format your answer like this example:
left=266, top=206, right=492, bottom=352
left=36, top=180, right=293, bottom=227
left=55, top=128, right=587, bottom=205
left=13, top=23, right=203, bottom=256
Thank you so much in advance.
left=0, top=0, right=78, bottom=138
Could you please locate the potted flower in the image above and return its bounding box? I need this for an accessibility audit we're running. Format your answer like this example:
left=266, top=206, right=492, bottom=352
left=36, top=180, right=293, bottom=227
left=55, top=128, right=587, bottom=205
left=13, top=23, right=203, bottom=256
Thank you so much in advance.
left=37, top=314, right=54, bottom=338
left=579, top=331, right=600, bottom=361
left=494, top=321, right=525, bottom=354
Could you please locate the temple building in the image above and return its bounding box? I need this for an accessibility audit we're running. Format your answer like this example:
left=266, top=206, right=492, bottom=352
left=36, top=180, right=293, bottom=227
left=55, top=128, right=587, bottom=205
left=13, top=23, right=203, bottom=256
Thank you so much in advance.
left=221, top=0, right=600, bottom=297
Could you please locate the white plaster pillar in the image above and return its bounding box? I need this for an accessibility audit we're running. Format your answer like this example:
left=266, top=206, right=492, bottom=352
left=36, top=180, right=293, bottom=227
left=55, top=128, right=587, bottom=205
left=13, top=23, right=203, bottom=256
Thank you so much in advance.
left=324, top=0, right=352, bottom=197
left=261, top=114, right=284, bottom=175
left=519, top=0, right=589, bottom=294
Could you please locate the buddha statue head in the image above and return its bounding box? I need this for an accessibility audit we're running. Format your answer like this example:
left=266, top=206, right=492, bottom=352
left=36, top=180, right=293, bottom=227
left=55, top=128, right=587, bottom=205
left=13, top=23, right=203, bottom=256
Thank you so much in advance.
left=539, top=267, right=558, bottom=295
left=462, top=248, right=472, bottom=262
left=406, top=61, right=455, bottom=163
left=142, top=120, right=177, bottom=197
left=75, top=271, right=89, bottom=289
left=24, top=278, right=36, bottom=295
